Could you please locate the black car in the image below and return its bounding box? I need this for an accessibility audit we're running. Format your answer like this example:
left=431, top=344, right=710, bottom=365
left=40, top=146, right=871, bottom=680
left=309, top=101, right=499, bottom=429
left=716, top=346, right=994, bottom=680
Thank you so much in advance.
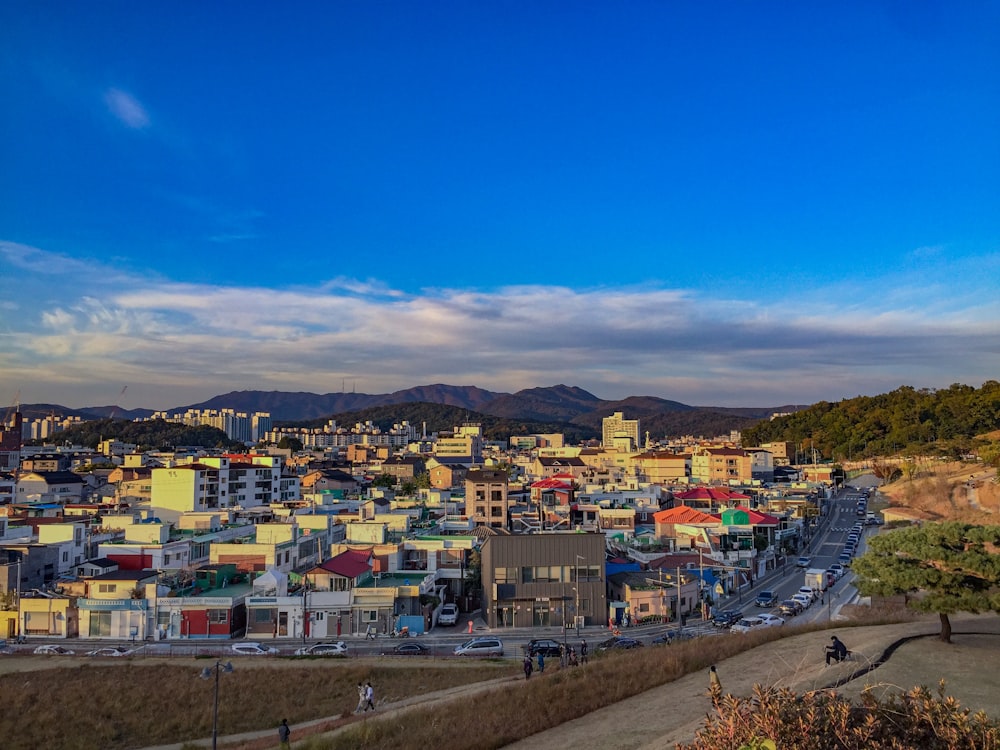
left=712, top=609, right=742, bottom=628
left=778, top=599, right=803, bottom=617
left=595, top=636, right=643, bottom=652
left=755, top=590, right=778, bottom=607
left=524, top=638, right=563, bottom=657
left=382, top=642, right=430, bottom=656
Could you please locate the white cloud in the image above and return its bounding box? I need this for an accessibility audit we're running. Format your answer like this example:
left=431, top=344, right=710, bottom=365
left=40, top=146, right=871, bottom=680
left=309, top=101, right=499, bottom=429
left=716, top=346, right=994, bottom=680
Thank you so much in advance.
left=2, top=241, right=999, bottom=409
left=103, top=88, right=150, bottom=129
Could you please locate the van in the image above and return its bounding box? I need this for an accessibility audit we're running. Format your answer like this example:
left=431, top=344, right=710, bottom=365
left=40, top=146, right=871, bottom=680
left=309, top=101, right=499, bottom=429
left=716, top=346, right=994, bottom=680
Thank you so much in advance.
left=453, top=637, right=504, bottom=657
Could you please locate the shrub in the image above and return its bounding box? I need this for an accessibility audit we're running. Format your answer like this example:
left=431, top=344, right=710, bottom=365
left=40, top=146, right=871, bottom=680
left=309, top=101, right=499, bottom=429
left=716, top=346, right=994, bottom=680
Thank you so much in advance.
left=680, top=681, right=1000, bottom=750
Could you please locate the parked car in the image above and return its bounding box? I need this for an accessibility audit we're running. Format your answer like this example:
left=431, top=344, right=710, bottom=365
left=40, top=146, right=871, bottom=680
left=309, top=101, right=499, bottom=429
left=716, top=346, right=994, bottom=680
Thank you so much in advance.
left=758, top=613, right=785, bottom=627
left=778, top=599, right=803, bottom=617
left=795, top=556, right=811, bottom=568
left=85, top=646, right=134, bottom=657
left=838, top=554, right=852, bottom=567
left=730, top=617, right=766, bottom=634
left=829, top=563, right=845, bottom=578
left=231, top=642, right=278, bottom=656
left=294, top=641, right=347, bottom=657
left=595, top=636, right=643, bottom=652
left=33, top=645, right=74, bottom=655
left=438, top=603, right=459, bottom=626
left=382, top=642, right=430, bottom=656
left=453, top=637, right=504, bottom=657
left=524, top=639, right=563, bottom=657
left=755, top=590, right=778, bottom=607
left=712, top=609, right=743, bottom=628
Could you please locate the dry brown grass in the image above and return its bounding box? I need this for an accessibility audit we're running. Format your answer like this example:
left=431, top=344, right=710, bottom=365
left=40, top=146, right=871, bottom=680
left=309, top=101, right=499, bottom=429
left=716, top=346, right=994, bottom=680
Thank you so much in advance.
left=881, top=461, right=999, bottom=520
left=299, top=622, right=883, bottom=750
left=0, top=658, right=516, bottom=750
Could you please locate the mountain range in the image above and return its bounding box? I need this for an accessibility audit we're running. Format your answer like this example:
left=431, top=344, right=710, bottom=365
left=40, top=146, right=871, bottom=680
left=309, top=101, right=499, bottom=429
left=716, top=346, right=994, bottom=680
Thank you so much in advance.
left=16, top=384, right=805, bottom=440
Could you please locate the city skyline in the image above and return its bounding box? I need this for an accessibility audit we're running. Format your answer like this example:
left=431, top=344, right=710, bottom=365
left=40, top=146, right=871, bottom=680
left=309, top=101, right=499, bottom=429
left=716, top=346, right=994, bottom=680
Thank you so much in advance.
left=2, top=3, right=998, bottom=410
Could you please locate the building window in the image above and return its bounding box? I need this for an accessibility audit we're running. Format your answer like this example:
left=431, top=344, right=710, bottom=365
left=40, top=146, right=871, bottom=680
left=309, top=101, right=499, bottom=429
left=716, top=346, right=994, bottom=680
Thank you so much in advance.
left=89, top=611, right=112, bottom=637
left=208, top=609, right=228, bottom=624
left=494, top=567, right=517, bottom=584
left=362, top=610, right=378, bottom=623
left=254, top=609, right=273, bottom=623
left=98, top=583, right=116, bottom=594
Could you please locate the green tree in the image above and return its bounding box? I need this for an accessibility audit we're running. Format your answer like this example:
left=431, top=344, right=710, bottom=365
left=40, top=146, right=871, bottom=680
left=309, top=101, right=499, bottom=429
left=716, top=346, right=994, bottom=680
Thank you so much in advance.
left=276, top=436, right=303, bottom=452
left=464, top=549, right=482, bottom=595
left=414, top=472, right=431, bottom=490
left=399, top=479, right=417, bottom=496
left=372, top=474, right=396, bottom=489
left=852, top=522, right=1000, bottom=642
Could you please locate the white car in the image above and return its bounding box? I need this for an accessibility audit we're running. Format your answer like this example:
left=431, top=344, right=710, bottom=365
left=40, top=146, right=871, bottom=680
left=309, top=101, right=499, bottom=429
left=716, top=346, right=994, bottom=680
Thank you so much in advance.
left=231, top=642, right=278, bottom=656
left=758, top=613, right=785, bottom=627
left=797, top=587, right=819, bottom=602
left=730, top=617, right=767, bottom=634
left=33, top=644, right=75, bottom=655
left=438, top=603, right=459, bottom=626
left=85, top=646, right=135, bottom=657
left=293, top=641, right=347, bottom=657
left=453, top=637, right=504, bottom=656
left=791, top=593, right=812, bottom=610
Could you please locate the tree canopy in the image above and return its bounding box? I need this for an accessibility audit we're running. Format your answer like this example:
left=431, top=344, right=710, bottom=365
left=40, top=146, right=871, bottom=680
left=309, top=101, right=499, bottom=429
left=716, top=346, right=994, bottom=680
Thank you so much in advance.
left=740, top=381, right=1000, bottom=461
left=852, top=522, right=1000, bottom=642
left=24, top=417, right=246, bottom=452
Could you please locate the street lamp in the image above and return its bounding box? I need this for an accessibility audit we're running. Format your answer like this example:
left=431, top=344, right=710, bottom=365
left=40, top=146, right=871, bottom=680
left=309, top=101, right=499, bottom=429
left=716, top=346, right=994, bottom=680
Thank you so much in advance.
left=200, top=660, right=234, bottom=750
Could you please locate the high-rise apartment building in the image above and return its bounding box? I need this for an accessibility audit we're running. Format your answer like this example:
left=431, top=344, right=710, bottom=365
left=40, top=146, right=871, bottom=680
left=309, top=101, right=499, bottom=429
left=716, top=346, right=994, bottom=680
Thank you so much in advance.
left=602, top=411, right=640, bottom=450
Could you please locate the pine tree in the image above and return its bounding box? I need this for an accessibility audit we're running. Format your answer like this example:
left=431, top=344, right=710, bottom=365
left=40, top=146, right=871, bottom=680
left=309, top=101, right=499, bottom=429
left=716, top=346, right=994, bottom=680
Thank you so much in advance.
left=852, top=522, right=1000, bottom=642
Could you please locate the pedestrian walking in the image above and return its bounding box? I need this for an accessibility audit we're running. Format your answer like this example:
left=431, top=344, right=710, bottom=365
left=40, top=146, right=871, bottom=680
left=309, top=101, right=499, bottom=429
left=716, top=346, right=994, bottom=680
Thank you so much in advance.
left=354, top=682, right=367, bottom=714
left=708, top=665, right=722, bottom=706
left=580, top=638, right=588, bottom=664
left=278, top=719, right=291, bottom=749
left=523, top=655, right=533, bottom=680
left=559, top=643, right=567, bottom=669
left=365, top=681, right=375, bottom=711
left=537, top=651, right=545, bottom=673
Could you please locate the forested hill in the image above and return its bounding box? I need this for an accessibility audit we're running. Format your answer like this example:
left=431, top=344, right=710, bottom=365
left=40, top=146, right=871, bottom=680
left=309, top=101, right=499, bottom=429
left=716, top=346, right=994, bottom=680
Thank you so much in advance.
left=294, top=403, right=601, bottom=444
left=741, top=382, right=1000, bottom=460
left=25, top=418, right=245, bottom=452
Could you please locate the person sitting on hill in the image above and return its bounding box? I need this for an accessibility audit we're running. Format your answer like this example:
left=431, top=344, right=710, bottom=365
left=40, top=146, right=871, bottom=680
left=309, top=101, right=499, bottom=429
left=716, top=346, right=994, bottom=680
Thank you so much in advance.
left=826, top=635, right=848, bottom=665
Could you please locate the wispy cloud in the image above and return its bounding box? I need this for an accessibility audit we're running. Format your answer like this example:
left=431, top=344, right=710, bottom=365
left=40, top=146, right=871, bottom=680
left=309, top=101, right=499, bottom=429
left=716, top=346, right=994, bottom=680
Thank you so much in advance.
left=2, top=241, right=999, bottom=409
left=103, top=88, right=150, bottom=129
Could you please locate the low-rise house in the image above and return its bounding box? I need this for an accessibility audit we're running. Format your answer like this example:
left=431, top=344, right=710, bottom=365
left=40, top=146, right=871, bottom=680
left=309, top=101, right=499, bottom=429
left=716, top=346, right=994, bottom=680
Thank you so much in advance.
left=19, top=591, right=77, bottom=639
left=158, top=564, right=250, bottom=639
left=607, top=568, right=699, bottom=624
left=16, top=470, right=85, bottom=503
left=77, top=569, right=159, bottom=640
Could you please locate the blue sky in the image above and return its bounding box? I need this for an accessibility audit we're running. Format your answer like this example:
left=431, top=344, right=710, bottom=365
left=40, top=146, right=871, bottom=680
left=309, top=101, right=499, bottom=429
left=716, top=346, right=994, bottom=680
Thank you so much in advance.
left=1, top=2, right=998, bottom=410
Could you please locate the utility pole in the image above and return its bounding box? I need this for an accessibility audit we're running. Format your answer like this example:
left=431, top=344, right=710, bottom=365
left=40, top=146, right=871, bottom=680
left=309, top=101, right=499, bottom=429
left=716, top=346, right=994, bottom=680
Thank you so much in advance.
left=676, top=566, right=682, bottom=631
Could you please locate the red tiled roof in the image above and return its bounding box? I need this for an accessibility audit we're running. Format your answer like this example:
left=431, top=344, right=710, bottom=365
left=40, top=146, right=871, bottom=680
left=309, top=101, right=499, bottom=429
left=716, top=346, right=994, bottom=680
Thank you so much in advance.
left=531, top=477, right=574, bottom=489
left=711, top=505, right=781, bottom=526
left=315, top=549, right=372, bottom=578
left=652, top=506, right=720, bottom=524
left=674, top=487, right=750, bottom=502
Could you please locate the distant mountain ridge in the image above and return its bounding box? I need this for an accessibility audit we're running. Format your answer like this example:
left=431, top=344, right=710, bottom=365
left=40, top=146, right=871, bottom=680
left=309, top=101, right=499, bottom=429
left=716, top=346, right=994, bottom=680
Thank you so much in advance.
left=20, top=383, right=804, bottom=440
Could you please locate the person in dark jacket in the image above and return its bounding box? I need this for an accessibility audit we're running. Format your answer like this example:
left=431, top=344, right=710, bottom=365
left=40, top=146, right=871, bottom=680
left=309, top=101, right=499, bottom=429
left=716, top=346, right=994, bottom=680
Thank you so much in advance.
left=278, top=719, right=291, bottom=749
left=523, top=654, right=533, bottom=680
left=826, top=636, right=848, bottom=665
